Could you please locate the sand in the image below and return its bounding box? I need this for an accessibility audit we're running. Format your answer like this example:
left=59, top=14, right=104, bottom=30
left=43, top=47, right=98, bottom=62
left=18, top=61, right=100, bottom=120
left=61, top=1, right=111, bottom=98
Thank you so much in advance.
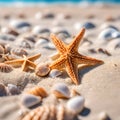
left=0, top=4, right=120, bottom=120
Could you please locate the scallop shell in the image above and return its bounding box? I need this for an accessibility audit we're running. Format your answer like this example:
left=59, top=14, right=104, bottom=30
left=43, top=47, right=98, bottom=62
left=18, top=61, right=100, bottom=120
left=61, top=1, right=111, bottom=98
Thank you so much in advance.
left=52, top=83, right=70, bottom=99
left=66, top=96, right=85, bottom=114
left=21, top=94, right=42, bottom=108
left=21, top=104, right=74, bottom=120
left=27, top=86, right=48, bottom=98
left=0, top=63, right=13, bottom=73
left=35, top=64, right=50, bottom=77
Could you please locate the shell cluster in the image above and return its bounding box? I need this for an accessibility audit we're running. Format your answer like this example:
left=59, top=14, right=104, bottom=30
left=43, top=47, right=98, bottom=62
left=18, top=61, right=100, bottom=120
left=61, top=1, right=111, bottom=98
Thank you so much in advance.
left=21, top=96, right=85, bottom=120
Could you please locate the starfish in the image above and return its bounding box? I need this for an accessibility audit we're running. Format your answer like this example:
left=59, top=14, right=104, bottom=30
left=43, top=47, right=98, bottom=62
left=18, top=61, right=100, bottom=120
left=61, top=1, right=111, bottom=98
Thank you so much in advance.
left=5, top=53, right=41, bottom=71
left=49, top=28, right=104, bottom=85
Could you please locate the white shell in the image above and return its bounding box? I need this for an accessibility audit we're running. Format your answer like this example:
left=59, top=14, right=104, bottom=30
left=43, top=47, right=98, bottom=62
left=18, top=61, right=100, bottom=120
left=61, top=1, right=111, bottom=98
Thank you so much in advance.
left=74, top=22, right=82, bottom=31
left=7, top=84, right=20, bottom=95
left=21, top=94, right=41, bottom=108
left=98, top=28, right=120, bottom=41
left=35, top=38, right=48, bottom=48
left=66, top=96, right=85, bottom=114
left=49, top=69, right=62, bottom=78
left=52, top=83, right=70, bottom=99
left=46, top=42, right=56, bottom=50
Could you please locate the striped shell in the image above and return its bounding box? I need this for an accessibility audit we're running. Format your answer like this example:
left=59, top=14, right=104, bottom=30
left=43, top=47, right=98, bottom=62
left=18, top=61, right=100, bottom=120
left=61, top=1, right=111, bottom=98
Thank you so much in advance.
left=21, top=104, right=74, bottom=120
left=0, top=63, right=13, bottom=73
left=27, top=86, right=48, bottom=98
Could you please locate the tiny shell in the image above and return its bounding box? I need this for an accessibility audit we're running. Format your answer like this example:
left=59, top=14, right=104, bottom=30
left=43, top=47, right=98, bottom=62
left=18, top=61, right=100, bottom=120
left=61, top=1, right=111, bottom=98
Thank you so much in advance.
left=0, top=63, right=13, bottom=73
left=0, top=83, right=7, bottom=96
left=83, top=22, right=96, bottom=29
left=27, top=86, right=48, bottom=98
left=35, top=64, right=50, bottom=77
left=49, top=69, right=62, bottom=78
left=98, top=112, right=109, bottom=120
left=0, top=34, right=16, bottom=41
left=11, top=48, right=28, bottom=57
left=21, top=94, right=41, bottom=108
left=66, top=96, right=85, bottom=114
left=0, top=45, right=4, bottom=54
left=52, top=83, right=70, bottom=99
left=7, top=84, right=21, bottom=95
left=45, top=42, right=56, bottom=50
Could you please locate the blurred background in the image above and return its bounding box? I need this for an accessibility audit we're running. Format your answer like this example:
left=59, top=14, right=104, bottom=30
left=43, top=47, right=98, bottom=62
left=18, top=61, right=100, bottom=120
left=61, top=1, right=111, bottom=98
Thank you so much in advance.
left=0, top=0, right=120, bottom=4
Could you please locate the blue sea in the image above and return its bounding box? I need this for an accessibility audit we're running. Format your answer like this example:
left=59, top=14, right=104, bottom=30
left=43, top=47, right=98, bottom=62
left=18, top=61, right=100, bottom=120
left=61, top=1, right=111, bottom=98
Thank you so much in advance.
left=0, top=0, right=120, bottom=5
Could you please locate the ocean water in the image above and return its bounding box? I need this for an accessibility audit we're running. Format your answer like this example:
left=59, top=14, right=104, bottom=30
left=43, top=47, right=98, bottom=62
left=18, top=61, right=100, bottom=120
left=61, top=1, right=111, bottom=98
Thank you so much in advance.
left=0, top=0, right=120, bottom=5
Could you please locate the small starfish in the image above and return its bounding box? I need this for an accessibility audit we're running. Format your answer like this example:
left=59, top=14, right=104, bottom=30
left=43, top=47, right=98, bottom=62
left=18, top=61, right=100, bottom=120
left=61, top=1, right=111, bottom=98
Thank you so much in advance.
left=5, top=53, right=41, bottom=71
left=49, top=28, right=104, bottom=85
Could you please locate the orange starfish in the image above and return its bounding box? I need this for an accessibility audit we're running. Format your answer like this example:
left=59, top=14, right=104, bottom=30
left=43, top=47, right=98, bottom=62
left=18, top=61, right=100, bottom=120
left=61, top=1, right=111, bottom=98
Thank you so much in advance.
left=49, top=28, right=104, bottom=85
left=5, top=53, right=41, bottom=71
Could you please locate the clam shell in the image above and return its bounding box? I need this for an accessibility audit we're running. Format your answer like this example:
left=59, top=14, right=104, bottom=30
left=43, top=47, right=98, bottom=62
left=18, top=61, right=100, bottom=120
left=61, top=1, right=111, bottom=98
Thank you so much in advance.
left=52, top=83, right=70, bottom=99
left=0, top=63, right=13, bottom=73
left=83, top=22, right=96, bottom=29
left=27, top=86, right=48, bottom=98
left=0, top=83, right=8, bottom=96
left=7, top=84, right=21, bottom=95
left=66, top=96, right=85, bottom=114
left=35, top=64, right=50, bottom=77
left=11, top=48, right=28, bottom=57
left=49, top=69, right=62, bottom=78
left=21, top=94, right=41, bottom=108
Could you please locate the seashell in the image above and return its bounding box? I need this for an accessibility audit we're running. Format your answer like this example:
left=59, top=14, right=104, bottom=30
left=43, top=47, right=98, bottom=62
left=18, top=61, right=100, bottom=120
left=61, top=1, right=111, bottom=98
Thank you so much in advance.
left=21, top=104, right=74, bottom=120
left=21, top=94, right=42, bottom=108
left=35, top=12, right=43, bottom=19
left=1, top=27, right=19, bottom=36
left=0, top=34, right=16, bottom=41
left=70, top=89, right=81, bottom=97
left=19, top=40, right=32, bottom=49
left=35, top=64, right=50, bottom=77
left=0, top=83, right=7, bottom=96
left=98, top=112, right=109, bottom=120
left=7, top=84, right=21, bottom=95
left=35, top=38, right=49, bottom=48
left=0, top=63, right=13, bottom=73
left=66, top=96, right=85, bottom=114
left=45, top=42, right=56, bottom=50
left=100, top=24, right=119, bottom=31
left=32, top=26, right=50, bottom=35
left=0, top=45, right=4, bottom=54
left=74, top=22, right=82, bottom=31
left=98, top=28, right=120, bottom=41
left=11, top=48, right=28, bottom=57
left=42, top=12, right=55, bottom=19
left=27, top=86, right=48, bottom=98
left=9, top=20, right=31, bottom=29
left=82, top=22, right=96, bottom=29
left=49, top=69, right=62, bottom=78
left=52, top=83, right=70, bottom=99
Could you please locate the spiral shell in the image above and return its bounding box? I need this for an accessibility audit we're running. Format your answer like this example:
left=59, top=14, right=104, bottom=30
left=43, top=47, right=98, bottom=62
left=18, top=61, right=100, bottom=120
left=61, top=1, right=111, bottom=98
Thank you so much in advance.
left=27, top=86, right=48, bottom=98
left=0, top=63, right=13, bottom=73
left=21, top=104, right=73, bottom=120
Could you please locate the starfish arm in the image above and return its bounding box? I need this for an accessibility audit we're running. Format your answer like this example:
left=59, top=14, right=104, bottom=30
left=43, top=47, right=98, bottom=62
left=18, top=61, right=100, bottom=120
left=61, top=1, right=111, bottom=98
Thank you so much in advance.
left=65, top=58, right=79, bottom=85
left=68, top=28, right=85, bottom=51
left=22, top=61, right=27, bottom=71
left=28, top=53, right=41, bottom=61
left=27, top=60, right=36, bottom=68
left=50, top=34, right=67, bottom=53
left=5, top=59, right=24, bottom=67
left=49, top=57, right=66, bottom=70
left=75, top=53, right=104, bottom=65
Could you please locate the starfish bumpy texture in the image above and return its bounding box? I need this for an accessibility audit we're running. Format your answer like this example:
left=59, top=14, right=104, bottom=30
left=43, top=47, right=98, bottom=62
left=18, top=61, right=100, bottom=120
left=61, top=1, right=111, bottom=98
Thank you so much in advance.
left=5, top=53, right=41, bottom=71
left=49, top=28, right=104, bottom=85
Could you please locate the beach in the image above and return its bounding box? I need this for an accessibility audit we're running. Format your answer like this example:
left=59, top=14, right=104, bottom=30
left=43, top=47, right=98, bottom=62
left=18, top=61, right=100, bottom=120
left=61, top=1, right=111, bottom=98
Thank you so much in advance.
left=0, top=4, right=120, bottom=120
